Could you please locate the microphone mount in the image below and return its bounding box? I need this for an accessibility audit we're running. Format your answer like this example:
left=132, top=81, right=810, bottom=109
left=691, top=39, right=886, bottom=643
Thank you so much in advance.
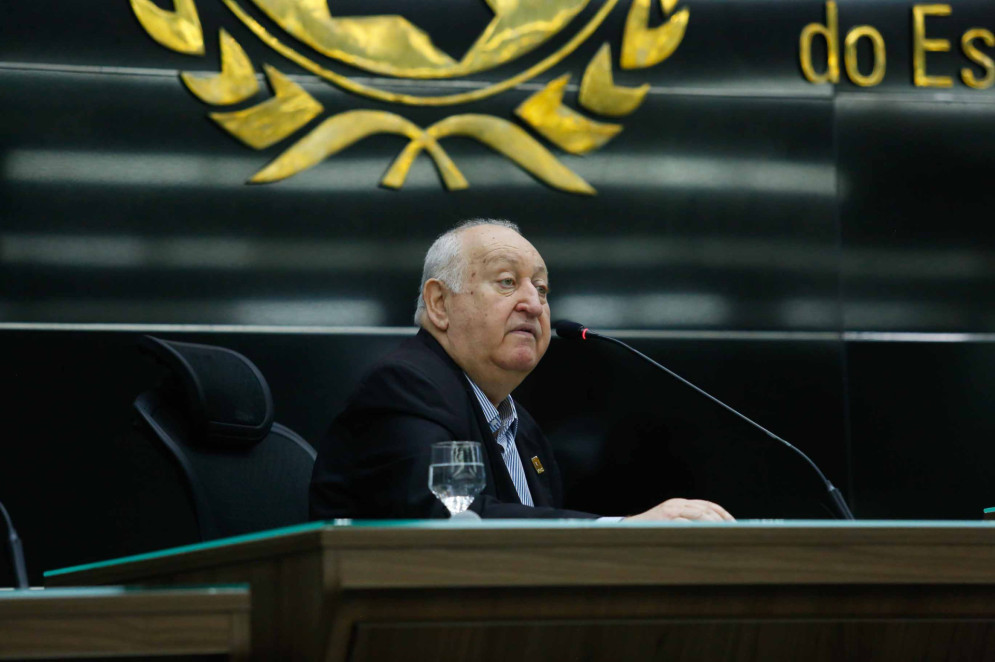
left=0, top=499, right=29, bottom=588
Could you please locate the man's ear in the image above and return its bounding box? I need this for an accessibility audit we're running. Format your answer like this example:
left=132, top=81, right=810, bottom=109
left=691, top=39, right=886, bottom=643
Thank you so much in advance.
left=423, top=279, right=449, bottom=331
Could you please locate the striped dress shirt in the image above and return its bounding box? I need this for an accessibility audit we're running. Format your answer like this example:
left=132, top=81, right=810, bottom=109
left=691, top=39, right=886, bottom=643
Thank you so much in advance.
left=465, top=376, right=534, bottom=507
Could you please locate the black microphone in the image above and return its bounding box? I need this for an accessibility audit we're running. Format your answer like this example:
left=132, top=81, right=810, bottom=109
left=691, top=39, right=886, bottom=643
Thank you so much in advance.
left=552, top=320, right=588, bottom=340
left=0, top=499, right=29, bottom=588
left=553, top=319, right=855, bottom=520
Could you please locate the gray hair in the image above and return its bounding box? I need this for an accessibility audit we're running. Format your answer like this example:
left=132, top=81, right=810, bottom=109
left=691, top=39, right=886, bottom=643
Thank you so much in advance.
left=414, top=218, right=521, bottom=326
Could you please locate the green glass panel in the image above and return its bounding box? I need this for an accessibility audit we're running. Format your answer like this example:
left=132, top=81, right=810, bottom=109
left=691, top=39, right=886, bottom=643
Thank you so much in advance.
left=0, top=584, right=248, bottom=599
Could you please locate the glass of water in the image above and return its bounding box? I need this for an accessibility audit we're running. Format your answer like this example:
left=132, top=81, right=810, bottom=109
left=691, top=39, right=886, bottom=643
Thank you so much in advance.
left=429, top=441, right=486, bottom=516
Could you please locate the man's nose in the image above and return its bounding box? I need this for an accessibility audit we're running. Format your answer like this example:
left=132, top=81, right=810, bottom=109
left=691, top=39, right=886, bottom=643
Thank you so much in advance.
left=516, top=282, right=543, bottom=316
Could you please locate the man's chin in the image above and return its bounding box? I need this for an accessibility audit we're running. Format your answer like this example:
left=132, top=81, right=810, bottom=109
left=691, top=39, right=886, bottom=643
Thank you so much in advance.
left=497, top=346, right=546, bottom=374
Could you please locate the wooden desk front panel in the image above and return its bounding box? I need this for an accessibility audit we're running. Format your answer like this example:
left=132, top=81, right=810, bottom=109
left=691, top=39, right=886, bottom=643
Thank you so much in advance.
left=0, top=587, right=250, bottom=660
left=338, top=584, right=995, bottom=662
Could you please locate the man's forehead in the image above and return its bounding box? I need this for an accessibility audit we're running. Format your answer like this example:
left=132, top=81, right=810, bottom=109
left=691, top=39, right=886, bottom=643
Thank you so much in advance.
left=462, top=226, right=547, bottom=272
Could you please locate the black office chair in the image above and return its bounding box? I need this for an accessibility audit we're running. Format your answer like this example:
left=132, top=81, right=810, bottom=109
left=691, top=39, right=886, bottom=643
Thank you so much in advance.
left=134, top=336, right=316, bottom=541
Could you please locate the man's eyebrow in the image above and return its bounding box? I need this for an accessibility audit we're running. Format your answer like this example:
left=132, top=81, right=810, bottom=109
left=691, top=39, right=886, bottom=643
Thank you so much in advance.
left=482, top=251, right=522, bottom=266
left=482, top=251, right=548, bottom=278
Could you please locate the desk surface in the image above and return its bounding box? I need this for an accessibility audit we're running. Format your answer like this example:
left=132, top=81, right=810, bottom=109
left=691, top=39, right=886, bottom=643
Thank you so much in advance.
left=46, top=518, right=995, bottom=587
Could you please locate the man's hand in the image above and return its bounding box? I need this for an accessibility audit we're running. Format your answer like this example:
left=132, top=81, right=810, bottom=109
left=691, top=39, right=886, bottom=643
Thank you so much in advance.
left=626, top=498, right=734, bottom=522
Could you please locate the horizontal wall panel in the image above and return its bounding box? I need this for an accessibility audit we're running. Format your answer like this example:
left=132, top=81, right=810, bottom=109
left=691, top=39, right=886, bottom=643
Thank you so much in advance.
left=0, top=65, right=839, bottom=329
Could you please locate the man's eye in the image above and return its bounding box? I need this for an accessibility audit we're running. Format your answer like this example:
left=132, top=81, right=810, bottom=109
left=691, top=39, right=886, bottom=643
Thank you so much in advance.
left=500, top=278, right=515, bottom=287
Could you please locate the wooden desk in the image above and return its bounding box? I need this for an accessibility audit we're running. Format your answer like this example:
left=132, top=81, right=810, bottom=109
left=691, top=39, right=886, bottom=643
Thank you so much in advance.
left=46, top=520, right=995, bottom=661
left=0, top=585, right=249, bottom=660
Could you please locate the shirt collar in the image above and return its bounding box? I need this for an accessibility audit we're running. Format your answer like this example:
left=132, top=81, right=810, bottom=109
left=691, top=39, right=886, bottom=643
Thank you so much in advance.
left=464, top=375, right=518, bottom=438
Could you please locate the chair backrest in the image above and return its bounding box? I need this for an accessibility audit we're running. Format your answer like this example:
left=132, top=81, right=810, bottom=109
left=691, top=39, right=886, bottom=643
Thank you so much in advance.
left=134, top=336, right=316, bottom=541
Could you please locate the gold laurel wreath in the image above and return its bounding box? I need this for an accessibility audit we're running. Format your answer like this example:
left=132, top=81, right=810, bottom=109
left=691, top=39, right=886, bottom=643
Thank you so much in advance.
left=130, top=0, right=689, bottom=195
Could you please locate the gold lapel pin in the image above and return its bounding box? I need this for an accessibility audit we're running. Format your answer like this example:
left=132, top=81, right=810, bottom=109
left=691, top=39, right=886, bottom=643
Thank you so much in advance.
left=531, top=456, right=545, bottom=474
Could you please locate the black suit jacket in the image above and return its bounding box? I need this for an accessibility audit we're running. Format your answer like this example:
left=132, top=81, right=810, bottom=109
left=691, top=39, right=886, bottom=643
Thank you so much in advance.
left=309, top=329, right=597, bottom=519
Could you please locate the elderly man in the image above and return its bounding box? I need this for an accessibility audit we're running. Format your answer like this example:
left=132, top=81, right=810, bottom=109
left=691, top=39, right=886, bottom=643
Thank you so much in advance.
left=310, top=219, right=733, bottom=521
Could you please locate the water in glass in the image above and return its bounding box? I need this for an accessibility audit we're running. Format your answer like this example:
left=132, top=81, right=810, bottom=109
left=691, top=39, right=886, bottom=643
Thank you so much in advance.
left=429, top=441, right=485, bottom=515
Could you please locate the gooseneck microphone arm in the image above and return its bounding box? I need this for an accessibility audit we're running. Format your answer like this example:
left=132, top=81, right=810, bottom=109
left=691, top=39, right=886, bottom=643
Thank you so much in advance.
left=0, top=499, right=29, bottom=588
left=554, top=320, right=854, bottom=520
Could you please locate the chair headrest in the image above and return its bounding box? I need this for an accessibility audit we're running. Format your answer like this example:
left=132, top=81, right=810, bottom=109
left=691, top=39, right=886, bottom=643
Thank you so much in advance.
left=139, top=336, right=274, bottom=447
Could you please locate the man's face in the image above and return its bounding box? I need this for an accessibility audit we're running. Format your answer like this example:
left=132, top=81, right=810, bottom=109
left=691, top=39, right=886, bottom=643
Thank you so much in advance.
left=444, top=225, right=551, bottom=385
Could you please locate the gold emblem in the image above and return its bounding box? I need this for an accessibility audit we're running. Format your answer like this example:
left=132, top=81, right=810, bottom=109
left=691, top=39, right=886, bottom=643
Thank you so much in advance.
left=531, top=456, right=545, bottom=474
left=130, top=0, right=690, bottom=194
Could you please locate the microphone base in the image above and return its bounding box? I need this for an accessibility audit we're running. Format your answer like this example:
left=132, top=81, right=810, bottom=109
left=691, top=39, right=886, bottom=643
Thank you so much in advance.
left=828, top=485, right=855, bottom=520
